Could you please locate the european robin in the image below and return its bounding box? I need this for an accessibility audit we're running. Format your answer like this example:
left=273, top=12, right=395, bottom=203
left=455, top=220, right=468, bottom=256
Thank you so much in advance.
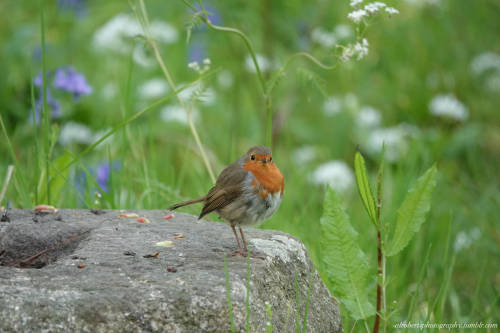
left=169, top=146, right=284, bottom=258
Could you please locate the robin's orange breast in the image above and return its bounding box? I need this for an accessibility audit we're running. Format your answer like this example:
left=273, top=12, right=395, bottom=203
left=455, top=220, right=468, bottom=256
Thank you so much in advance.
left=242, top=161, right=284, bottom=197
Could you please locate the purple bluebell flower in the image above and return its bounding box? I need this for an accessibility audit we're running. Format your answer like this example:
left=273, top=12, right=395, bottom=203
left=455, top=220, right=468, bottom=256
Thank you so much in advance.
left=30, top=72, right=62, bottom=124
left=194, top=3, right=222, bottom=27
left=96, top=161, right=121, bottom=193
left=58, top=0, right=87, bottom=17
left=188, top=40, right=207, bottom=64
left=53, top=66, right=92, bottom=101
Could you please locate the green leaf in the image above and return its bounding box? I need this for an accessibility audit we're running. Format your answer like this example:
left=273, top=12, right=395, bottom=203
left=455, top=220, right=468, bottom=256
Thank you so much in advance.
left=354, top=152, right=378, bottom=226
left=320, top=186, right=375, bottom=320
left=387, top=165, right=438, bottom=256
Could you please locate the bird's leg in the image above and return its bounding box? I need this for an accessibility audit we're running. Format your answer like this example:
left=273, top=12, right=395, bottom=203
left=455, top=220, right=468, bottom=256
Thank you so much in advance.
left=230, top=225, right=244, bottom=256
left=239, top=227, right=264, bottom=260
left=239, top=227, right=248, bottom=255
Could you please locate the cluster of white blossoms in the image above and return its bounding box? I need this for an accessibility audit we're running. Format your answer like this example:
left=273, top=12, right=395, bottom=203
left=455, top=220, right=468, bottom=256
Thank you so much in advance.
left=311, top=24, right=353, bottom=49
left=429, top=94, right=469, bottom=121
left=348, top=1, right=399, bottom=24
left=470, top=51, right=500, bottom=92
left=323, top=96, right=342, bottom=115
left=93, top=14, right=178, bottom=67
left=188, top=58, right=211, bottom=74
left=341, top=38, right=369, bottom=62
left=244, top=53, right=273, bottom=73
left=322, top=93, right=360, bottom=116
left=356, top=106, right=382, bottom=128
left=59, top=121, right=112, bottom=147
left=138, top=78, right=169, bottom=99
left=454, top=228, right=481, bottom=253
left=160, top=105, right=200, bottom=125
left=365, top=123, right=419, bottom=162
left=309, top=160, right=355, bottom=193
left=292, top=145, right=317, bottom=166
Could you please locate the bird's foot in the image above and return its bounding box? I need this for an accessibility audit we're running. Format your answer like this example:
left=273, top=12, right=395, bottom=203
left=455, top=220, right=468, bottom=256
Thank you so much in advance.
left=231, top=250, right=265, bottom=260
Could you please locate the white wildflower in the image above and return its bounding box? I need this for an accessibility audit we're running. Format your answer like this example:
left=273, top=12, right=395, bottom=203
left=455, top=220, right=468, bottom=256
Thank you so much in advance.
left=309, top=160, right=355, bottom=192
left=454, top=228, right=481, bottom=253
left=177, top=82, right=200, bottom=102
left=101, top=83, right=117, bottom=99
left=188, top=61, right=200, bottom=71
left=199, top=87, right=216, bottom=105
left=323, top=96, right=342, bottom=115
left=177, top=82, right=215, bottom=105
left=217, top=70, right=234, bottom=89
left=348, top=9, right=368, bottom=23
left=292, top=146, right=317, bottom=165
left=93, top=14, right=178, bottom=62
left=188, top=59, right=211, bottom=74
left=365, top=123, right=418, bottom=162
left=91, top=128, right=113, bottom=149
left=356, top=106, right=381, bottom=128
left=59, top=122, right=93, bottom=146
left=149, top=21, right=178, bottom=44
left=364, top=2, right=386, bottom=14
left=334, top=24, right=354, bottom=40
left=138, top=78, right=169, bottom=99
left=93, top=14, right=141, bottom=53
left=311, top=27, right=338, bottom=49
left=429, top=94, right=468, bottom=121
left=160, top=105, right=200, bottom=125
left=385, top=7, right=399, bottom=15
left=486, top=73, right=500, bottom=92
left=133, top=46, right=155, bottom=67
left=341, top=39, right=369, bottom=61
left=350, top=0, right=364, bottom=7
left=245, top=53, right=272, bottom=73
left=344, top=93, right=359, bottom=110
left=353, top=38, right=369, bottom=59
left=470, top=52, right=500, bottom=75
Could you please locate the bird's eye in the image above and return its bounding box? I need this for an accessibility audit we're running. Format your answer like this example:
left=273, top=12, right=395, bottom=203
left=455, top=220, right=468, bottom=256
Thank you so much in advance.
left=269, top=156, right=272, bottom=161
left=251, top=155, right=255, bottom=160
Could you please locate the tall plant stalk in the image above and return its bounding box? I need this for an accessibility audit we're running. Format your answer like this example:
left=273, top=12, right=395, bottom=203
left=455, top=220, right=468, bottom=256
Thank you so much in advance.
left=134, top=0, right=216, bottom=184
left=182, top=0, right=336, bottom=148
left=374, top=150, right=386, bottom=333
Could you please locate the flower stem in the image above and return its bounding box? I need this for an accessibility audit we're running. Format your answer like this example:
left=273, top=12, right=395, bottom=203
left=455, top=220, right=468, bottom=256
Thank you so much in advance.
left=136, top=0, right=216, bottom=184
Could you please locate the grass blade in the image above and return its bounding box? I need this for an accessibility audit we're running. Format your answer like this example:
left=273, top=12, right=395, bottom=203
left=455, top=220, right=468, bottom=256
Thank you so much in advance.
left=40, top=2, right=51, bottom=204
left=0, top=115, right=31, bottom=207
left=387, top=165, right=437, bottom=256
left=224, top=255, right=236, bottom=333
left=245, top=251, right=251, bottom=333
left=301, top=273, right=313, bottom=333
left=407, top=243, right=432, bottom=320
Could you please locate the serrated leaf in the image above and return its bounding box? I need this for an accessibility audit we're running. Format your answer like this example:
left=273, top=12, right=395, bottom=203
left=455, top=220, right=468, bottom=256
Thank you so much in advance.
left=321, top=186, right=375, bottom=320
left=354, top=152, right=378, bottom=226
left=387, top=165, right=438, bottom=256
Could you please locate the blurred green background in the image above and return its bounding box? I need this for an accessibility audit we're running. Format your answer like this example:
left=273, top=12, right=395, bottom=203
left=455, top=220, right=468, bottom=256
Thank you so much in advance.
left=1, top=0, right=499, bottom=330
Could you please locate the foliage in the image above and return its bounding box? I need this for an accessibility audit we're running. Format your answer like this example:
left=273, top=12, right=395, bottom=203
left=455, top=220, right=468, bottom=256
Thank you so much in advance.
left=387, top=164, right=438, bottom=256
left=0, top=0, right=498, bottom=330
left=320, top=186, right=375, bottom=321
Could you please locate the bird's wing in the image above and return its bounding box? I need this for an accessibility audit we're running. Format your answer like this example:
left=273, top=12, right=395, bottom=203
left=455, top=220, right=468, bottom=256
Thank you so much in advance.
left=198, top=185, right=241, bottom=219
left=198, top=163, right=248, bottom=219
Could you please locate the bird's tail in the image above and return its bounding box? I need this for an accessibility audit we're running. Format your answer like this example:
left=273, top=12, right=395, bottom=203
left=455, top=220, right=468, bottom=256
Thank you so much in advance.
left=168, top=196, right=206, bottom=210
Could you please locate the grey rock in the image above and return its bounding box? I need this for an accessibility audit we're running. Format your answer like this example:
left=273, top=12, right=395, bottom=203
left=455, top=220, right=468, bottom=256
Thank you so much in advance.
left=0, top=209, right=342, bottom=333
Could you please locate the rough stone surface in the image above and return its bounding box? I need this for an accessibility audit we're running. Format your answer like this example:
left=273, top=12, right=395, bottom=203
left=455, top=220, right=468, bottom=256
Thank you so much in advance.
left=0, top=209, right=342, bottom=332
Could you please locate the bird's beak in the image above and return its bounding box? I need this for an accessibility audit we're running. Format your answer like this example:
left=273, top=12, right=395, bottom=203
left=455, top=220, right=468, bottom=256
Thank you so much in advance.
left=261, top=158, right=267, bottom=164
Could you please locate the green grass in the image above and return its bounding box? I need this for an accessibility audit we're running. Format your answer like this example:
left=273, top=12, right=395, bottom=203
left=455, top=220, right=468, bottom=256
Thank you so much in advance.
left=1, top=0, right=499, bottom=331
